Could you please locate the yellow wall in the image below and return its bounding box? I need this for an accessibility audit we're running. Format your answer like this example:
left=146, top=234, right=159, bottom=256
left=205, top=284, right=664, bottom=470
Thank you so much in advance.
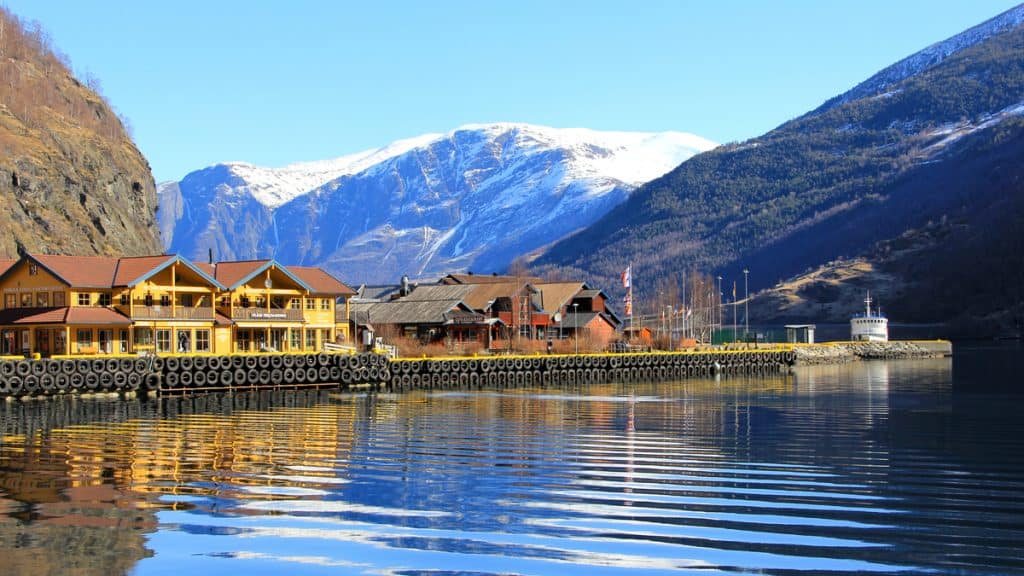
left=1, top=260, right=68, bottom=309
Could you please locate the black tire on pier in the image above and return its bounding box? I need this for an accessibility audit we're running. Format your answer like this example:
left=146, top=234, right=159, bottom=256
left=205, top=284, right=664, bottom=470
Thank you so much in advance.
left=0, top=360, right=13, bottom=378
left=44, top=360, right=60, bottom=376
left=39, top=374, right=56, bottom=393
left=329, top=366, right=341, bottom=382
left=119, top=358, right=134, bottom=373
left=317, top=366, right=331, bottom=382
left=192, top=356, right=207, bottom=372
left=145, top=373, right=161, bottom=391
left=133, top=358, right=148, bottom=374
left=113, top=371, right=128, bottom=391
left=244, top=355, right=258, bottom=369
left=99, top=371, right=114, bottom=390
left=70, top=373, right=85, bottom=390
left=23, top=374, right=40, bottom=395
left=165, top=357, right=180, bottom=372
left=258, top=370, right=271, bottom=386
left=192, top=370, right=207, bottom=388
left=8, top=375, right=23, bottom=395
left=283, top=368, right=296, bottom=384
left=270, top=368, right=283, bottom=384
left=15, top=361, right=31, bottom=377
left=246, top=369, right=259, bottom=386
left=233, top=369, right=246, bottom=386
left=127, top=373, right=142, bottom=391
left=163, top=371, right=180, bottom=389
left=282, top=355, right=296, bottom=369
left=55, top=373, right=70, bottom=392
left=179, top=356, right=194, bottom=372
left=257, top=355, right=271, bottom=369
left=29, top=361, right=45, bottom=376
left=219, top=370, right=234, bottom=388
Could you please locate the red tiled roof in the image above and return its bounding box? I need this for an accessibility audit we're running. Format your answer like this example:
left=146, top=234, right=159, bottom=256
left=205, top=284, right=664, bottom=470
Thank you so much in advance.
left=65, top=307, right=132, bottom=325
left=0, top=307, right=69, bottom=324
left=0, top=259, right=16, bottom=277
left=215, top=312, right=233, bottom=326
left=0, top=306, right=129, bottom=325
left=211, top=260, right=270, bottom=288
left=32, top=254, right=120, bottom=287
left=111, top=255, right=175, bottom=286
left=289, top=266, right=356, bottom=296
left=193, top=262, right=216, bottom=278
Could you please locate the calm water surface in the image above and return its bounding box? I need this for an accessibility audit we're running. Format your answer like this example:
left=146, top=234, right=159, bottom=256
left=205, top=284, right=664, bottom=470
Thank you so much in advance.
left=1, top=344, right=1022, bottom=575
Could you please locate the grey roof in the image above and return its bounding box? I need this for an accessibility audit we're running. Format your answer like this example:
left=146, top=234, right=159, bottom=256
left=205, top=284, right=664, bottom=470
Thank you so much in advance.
left=350, top=299, right=480, bottom=325
left=355, top=284, right=403, bottom=302
left=577, top=289, right=602, bottom=298
left=401, top=284, right=476, bottom=302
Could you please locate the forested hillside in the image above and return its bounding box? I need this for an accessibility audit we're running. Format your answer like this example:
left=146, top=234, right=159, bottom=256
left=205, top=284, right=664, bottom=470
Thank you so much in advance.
left=534, top=6, right=1024, bottom=335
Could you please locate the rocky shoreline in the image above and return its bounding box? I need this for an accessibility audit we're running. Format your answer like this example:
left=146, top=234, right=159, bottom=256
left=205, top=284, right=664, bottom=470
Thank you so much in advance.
left=793, top=341, right=952, bottom=365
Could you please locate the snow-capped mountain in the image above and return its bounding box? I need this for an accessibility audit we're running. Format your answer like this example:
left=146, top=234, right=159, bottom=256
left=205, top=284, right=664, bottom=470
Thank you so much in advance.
left=159, top=123, right=715, bottom=282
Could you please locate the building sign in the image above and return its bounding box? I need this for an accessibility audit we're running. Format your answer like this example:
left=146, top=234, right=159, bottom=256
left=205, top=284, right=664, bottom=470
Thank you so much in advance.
left=3, top=285, right=64, bottom=293
left=250, top=312, right=288, bottom=319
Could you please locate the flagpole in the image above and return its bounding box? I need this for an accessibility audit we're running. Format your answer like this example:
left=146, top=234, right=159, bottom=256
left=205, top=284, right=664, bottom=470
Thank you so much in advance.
left=622, top=261, right=630, bottom=336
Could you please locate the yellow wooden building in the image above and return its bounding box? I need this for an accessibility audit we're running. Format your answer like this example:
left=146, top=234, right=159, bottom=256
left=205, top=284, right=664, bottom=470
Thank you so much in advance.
left=0, top=253, right=355, bottom=357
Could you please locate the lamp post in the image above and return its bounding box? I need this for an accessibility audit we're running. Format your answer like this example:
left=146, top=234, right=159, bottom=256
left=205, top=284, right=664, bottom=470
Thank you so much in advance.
left=572, top=303, right=579, bottom=355
left=666, top=305, right=673, bottom=351
left=743, top=268, right=749, bottom=339
left=716, top=275, right=722, bottom=340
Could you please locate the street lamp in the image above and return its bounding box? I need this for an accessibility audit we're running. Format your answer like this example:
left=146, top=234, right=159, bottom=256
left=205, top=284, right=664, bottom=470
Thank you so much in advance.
left=743, top=268, right=749, bottom=339
left=666, top=305, right=673, bottom=351
left=572, top=303, right=579, bottom=355
left=716, top=276, right=722, bottom=338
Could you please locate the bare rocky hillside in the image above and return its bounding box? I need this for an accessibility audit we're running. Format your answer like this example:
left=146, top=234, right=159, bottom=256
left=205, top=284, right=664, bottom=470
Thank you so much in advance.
left=0, top=8, right=160, bottom=258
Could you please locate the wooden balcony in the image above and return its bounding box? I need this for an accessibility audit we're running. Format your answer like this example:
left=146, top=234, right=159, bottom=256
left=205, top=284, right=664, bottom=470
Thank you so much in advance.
left=231, top=308, right=305, bottom=322
left=132, top=305, right=215, bottom=320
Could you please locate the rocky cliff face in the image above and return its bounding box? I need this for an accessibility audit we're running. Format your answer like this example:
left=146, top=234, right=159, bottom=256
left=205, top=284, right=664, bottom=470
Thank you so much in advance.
left=0, top=8, right=160, bottom=258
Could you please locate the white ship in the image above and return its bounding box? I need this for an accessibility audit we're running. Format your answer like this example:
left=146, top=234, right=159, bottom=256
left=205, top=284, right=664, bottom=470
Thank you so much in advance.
left=850, top=291, right=888, bottom=342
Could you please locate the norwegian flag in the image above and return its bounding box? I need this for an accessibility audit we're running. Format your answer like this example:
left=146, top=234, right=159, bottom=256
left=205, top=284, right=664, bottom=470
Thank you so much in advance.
left=623, top=292, right=633, bottom=316
left=621, top=265, right=631, bottom=289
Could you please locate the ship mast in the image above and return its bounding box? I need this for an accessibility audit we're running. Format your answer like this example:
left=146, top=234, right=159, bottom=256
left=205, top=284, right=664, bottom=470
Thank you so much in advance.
left=864, top=291, right=872, bottom=317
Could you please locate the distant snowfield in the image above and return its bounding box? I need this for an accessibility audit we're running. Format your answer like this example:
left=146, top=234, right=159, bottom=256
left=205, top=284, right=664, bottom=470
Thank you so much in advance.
left=160, top=123, right=717, bottom=210
left=158, top=122, right=717, bottom=282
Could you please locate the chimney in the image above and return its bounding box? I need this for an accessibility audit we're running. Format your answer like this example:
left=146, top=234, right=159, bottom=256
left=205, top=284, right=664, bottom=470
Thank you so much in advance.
left=401, top=275, right=411, bottom=297
left=208, top=248, right=214, bottom=264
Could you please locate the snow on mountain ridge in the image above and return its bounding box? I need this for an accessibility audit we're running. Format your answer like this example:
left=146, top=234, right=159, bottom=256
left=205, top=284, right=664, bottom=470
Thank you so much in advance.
left=161, top=122, right=717, bottom=282
left=164, top=123, right=715, bottom=209
left=816, top=3, right=1024, bottom=114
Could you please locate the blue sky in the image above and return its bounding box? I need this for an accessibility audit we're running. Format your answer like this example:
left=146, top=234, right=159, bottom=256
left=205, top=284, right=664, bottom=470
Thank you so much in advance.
left=4, top=1, right=1020, bottom=182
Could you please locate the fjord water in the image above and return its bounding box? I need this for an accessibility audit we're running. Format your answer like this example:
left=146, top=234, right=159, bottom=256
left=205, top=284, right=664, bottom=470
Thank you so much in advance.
left=1, top=345, right=1022, bottom=575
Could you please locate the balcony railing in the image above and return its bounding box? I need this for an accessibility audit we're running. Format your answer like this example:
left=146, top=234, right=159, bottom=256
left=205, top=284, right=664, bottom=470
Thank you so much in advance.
left=132, top=305, right=215, bottom=320
left=231, top=307, right=305, bottom=321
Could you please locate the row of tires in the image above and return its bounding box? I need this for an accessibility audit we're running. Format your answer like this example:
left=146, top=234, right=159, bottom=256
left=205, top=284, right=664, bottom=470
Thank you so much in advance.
left=155, top=352, right=390, bottom=392
left=0, top=350, right=795, bottom=397
left=0, top=357, right=153, bottom=396
left=385, top=360, right=786, bottom=391
left=391, top=351, right=796, bottom=377
left=154, top=352, right=384, bottom=374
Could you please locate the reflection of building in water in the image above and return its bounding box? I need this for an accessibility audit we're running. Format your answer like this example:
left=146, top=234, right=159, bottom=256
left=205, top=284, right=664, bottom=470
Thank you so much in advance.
left=0, top=391, right=362, bottom=575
